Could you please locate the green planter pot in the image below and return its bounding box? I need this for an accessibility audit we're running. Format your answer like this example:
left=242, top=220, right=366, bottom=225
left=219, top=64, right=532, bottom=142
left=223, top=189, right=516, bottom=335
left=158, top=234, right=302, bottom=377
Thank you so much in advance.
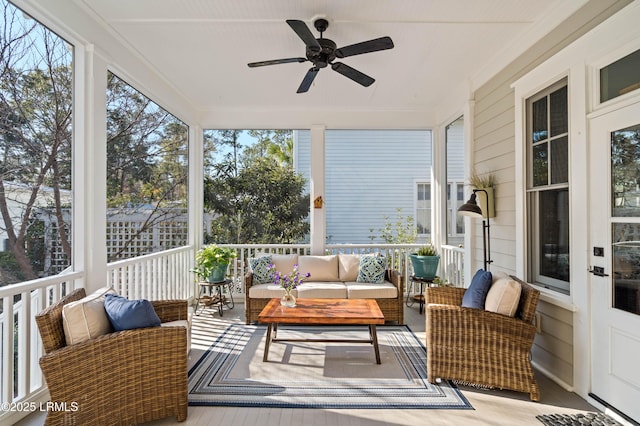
left=208, top=263, right=229, bottom=283
left=410, top=254, right=440, bottom=280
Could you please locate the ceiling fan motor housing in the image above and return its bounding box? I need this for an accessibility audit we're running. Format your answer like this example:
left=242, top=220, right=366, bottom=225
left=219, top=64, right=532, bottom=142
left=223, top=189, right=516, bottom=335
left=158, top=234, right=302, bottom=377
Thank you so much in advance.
left=306, top=38, right=336, bottom=68
left=247, top=17, right=394, bottom=93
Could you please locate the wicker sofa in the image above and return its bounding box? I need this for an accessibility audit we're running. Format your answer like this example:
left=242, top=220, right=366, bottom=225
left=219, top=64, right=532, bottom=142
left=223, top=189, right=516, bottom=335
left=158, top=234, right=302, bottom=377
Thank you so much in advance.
left=35, top=288, right=189, bottom=425
left=425, top=275, right=541, bottom=400
left=244, top=253, right=404, bottom=324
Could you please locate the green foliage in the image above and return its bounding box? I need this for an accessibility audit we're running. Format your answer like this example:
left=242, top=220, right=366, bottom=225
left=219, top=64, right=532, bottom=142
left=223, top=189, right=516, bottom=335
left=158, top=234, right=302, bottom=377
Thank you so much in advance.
left=431, top=276, right=450, bottom=287
left=204, top=157, right=310, bottom=244
left=0, top=252, right=26, bottom=282
left=415, top=244, right=438, bottom=256
left=369, top=208, right=416, bottom=243
left=192, top=244, right=237, bottom=280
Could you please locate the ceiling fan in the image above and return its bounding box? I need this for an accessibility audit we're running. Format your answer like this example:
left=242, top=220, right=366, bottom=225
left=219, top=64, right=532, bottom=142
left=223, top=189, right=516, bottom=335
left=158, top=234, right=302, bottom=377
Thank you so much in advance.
left=247, top=18, right=394, bottom=93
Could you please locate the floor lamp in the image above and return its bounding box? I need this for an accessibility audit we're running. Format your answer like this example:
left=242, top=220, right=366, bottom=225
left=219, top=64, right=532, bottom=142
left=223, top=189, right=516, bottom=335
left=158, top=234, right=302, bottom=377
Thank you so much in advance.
left=458, top=189, right=492, bottom=271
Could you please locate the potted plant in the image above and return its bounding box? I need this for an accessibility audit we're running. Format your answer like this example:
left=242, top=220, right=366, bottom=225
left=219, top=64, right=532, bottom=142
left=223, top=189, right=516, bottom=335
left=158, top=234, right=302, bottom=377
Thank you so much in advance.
left=409, top=244, right=440, bottom=280
left=192, top=244, right=237, bottom=283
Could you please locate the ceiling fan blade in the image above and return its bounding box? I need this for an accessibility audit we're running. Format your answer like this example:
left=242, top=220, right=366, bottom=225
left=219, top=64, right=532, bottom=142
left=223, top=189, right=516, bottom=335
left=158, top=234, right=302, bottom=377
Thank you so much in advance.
left=331, top=62, right=375, bottom=87
left=286, top=20, right=321, bottom=52
left=335, top=36, right=394, bottom=58
left=297, top=67, right=319, bottom=93
left=248, top=57, right=306, bottom=68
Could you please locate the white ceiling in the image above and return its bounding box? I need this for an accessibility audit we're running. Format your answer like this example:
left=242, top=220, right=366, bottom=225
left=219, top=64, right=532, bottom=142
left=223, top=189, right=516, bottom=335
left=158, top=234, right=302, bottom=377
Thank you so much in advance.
left=71, top=0, right=586, bottom=126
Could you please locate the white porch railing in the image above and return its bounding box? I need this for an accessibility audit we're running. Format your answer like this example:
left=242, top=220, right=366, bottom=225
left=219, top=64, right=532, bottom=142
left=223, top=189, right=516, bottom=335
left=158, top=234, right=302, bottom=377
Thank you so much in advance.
left=0, top=245, right=195, bottom=425
left=219, top=243, right=465, bottom=295
left=106, top=246, right=195, bottom=300
left=0, top=271, right=84, bottom=424
left=0, top=242, right=463, bottom=424
left=441, top=244, right=465, bottom=286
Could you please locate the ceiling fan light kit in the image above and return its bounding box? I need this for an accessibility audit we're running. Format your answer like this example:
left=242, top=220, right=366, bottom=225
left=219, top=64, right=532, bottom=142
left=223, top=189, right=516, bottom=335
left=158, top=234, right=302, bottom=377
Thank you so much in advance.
left=247, top=18, right=394, bottom=93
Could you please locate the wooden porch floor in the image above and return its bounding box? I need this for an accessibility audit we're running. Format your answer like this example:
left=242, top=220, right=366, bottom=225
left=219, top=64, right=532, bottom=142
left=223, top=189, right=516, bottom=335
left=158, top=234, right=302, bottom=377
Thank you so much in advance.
left=20, top=301, right=599, bottom=426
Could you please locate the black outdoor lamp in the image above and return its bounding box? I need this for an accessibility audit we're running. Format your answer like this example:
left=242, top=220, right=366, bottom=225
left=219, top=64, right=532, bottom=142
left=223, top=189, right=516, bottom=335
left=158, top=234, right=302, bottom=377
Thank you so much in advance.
left=458, top=189, right=492, bottom=271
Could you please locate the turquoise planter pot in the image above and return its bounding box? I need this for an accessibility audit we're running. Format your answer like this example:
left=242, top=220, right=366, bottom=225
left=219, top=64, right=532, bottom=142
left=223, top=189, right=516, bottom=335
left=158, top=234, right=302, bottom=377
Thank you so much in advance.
left=410, top=254, right=440, bottom=280
left=208, top=263, right=228, bottom=283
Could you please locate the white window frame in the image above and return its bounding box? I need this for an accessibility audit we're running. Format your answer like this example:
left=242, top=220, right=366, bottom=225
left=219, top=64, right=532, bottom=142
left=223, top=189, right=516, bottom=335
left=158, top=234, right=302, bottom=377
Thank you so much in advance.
left=414, top=180, right=431, bottom=238
left=525, top=79, right=571, bottom=293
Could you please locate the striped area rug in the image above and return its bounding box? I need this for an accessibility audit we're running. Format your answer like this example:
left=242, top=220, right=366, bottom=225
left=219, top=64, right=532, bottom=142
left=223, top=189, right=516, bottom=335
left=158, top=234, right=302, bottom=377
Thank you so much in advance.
left=188, top=324, right=472, bottom=409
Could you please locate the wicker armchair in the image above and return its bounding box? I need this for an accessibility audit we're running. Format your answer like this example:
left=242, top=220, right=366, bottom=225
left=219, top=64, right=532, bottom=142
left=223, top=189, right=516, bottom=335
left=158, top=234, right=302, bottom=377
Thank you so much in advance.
left=425, top=276, right=540, bottom=401
left=35, top=288, right=189, bottom=425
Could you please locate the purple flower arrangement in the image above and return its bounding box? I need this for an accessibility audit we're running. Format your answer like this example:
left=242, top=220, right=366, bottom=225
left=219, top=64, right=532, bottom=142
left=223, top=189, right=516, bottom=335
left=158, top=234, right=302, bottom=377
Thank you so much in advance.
left=269, top=263, right=311, bottom=293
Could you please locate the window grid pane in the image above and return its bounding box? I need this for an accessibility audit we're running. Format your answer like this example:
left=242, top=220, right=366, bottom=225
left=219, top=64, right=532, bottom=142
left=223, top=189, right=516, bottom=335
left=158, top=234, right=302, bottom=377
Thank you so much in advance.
left=550, top=86, right=568, bottom=136
left=526, top=81, right=570, bottom=294
left=551, top=136, right=569, bottom=184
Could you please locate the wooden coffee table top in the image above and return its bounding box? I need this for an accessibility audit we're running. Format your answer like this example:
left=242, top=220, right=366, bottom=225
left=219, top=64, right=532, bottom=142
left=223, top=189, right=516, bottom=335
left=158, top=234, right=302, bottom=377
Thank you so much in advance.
left=258, top=298, right=384, bottom=325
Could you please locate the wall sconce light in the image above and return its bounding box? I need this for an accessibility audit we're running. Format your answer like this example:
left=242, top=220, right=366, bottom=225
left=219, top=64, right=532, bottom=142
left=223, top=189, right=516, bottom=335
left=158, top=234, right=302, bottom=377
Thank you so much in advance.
left=314, top=196, right=323, bottom=209
left=458, top=189, right=492, bottom=271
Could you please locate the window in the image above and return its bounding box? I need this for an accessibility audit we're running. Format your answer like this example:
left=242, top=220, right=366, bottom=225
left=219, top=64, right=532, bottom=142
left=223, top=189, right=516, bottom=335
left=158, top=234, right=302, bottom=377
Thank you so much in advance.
left=317, top=129, right=432, bottom=244
left=416, top=183, right=431, bottom=235
left=600, top=48, right=640, bottom=103
left=526, top=80, right=570, bottom=293
left=446, top=116, right=465, bottom=245
left=0, top=1, right=73, bottom=284
left=202, top=129, right=309, bottom=244
left=106, top=73, right=188, bottom=261
left=446, top=182, right=465, bottom=241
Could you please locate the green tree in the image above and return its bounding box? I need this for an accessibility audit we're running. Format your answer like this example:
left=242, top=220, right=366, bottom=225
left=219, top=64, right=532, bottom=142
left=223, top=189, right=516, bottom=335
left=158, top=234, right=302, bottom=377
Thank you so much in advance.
left=244, top=130, right=293, bottom=167
left=0, top=7, right=72, bottom=281
left=105, top=72, right=189, bottom=260
left=204, top=157, right=309, bottom=244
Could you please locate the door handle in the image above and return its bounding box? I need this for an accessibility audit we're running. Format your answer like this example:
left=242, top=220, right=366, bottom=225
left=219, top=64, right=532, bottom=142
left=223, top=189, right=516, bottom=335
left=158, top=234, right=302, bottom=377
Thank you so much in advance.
left=588, top=266, right=609, bottom=277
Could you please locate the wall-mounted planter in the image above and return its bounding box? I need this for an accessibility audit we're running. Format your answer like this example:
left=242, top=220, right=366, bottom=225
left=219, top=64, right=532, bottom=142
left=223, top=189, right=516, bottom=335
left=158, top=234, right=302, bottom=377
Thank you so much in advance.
left=476, top=186, right=495, bottom=218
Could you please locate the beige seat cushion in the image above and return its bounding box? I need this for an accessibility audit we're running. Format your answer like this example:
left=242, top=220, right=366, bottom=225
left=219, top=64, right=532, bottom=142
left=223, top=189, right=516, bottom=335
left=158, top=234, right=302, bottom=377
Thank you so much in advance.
left=62, top=286, right=117, bottom=346
left=271, top=254, right=299, bottom=274
left=248, top=283, right=297, bottom=298
left=296, top=282, right=347, bottom=298
left=345, top=281, right=398, bottom=299
left=297, top=255, right=339, bottom=281
left=338, top=254, right=360, bottom=281
left=485, top=275, right=522, bottom=317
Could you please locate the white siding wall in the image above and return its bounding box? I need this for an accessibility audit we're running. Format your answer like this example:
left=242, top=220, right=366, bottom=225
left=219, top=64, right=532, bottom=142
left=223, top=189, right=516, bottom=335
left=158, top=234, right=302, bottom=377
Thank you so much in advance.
left=296, top=130, right=432, bottom=244
left=471, top=0, right=630, bottom=388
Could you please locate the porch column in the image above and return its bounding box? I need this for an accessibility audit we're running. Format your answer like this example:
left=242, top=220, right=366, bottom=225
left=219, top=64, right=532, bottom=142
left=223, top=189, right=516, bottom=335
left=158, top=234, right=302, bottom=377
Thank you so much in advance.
left=310, top=125, right=325, bottom=255
left=82, top=47, right=108, bottom=292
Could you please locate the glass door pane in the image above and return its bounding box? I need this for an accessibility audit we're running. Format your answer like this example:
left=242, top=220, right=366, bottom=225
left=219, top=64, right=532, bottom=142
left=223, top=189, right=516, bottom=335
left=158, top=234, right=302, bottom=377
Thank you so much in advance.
left=612, top=224, right=640, bottom=315
left=611, top=124, right=640, bottom=315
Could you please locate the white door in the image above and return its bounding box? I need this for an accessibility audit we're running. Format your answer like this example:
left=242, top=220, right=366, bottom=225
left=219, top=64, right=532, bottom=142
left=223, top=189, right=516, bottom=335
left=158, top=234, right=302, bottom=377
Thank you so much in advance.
left=589, top=101, right=640, bottom=423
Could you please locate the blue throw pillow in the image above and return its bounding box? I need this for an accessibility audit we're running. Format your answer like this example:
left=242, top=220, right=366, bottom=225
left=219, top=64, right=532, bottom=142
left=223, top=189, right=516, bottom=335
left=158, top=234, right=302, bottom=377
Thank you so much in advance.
left=104, top=294, right=161, bottom=331
left=461, top=269, right=493, bottom=309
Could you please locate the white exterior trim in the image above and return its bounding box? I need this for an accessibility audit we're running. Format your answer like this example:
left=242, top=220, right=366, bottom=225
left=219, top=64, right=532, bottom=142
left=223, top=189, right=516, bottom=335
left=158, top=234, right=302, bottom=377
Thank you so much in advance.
left=310, top=125, right=326, bottom=254
left=511, top=0, right=640, bottom=404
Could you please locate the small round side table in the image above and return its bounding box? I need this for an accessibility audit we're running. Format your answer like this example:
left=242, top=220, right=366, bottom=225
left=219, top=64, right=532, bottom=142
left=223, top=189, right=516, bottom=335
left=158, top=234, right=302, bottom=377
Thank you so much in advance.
left=405, top=275, right=434, bottom=314
left=195, top=279, right=234, bottom=316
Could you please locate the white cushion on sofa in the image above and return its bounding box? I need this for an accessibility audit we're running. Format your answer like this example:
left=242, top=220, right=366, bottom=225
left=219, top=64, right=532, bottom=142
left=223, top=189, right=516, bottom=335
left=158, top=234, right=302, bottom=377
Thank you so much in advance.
left=248, top=283, right=297, bottom=298
left=271, top=254, right=299, bottom=275
left=345, top=281, right=398, bottom=299
left=338, top=254, right=360, bottom=281
left=296, top=282, right=347, bottom=298
left=297, top=255, right=339, bottom=281
left=62, top=286, right=117, bottom=346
